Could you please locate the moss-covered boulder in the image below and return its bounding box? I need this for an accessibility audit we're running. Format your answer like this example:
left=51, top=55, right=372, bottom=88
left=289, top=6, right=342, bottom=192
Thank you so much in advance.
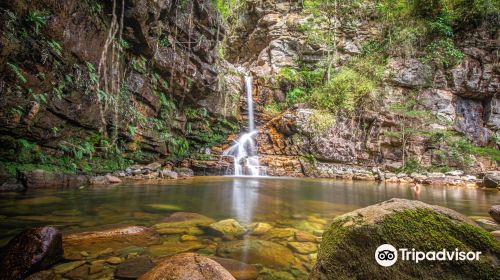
left=311, top=198, right=500, bottom=280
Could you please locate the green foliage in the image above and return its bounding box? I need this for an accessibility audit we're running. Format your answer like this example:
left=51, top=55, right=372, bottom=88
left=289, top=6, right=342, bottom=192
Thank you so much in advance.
left=286, top=88, right=307, bottom=105
left=158, top=37, right=170, bottom=48
left=128, top=125, right=137, bottom=136
left=278, top=67, right=301, bottom=83
left=399, top=159, right=423, bottom=173
left=118, top=39, right=130, bottom=50
left=300, top=153, right=317, bottom=165
left=26, top=10, right=47, bottom=34
left=7, top=62, right=27, bottom=83
left=430, top=130, right=500, bottom=169
left=310, top=68, right=375, bottom=112
left=373, top=0, right=499, bottom=66
left=131, top=56, right=147, bottom=74
left=306, top=110, right=335, bottom=134
left=48, top=40, right=63, bottom=57
left=85, top=62, right=98, bottom=85
left=264, top=103, right=283, bottom=117
left=212, top=0, right=244, bottom=22
left=425, top=38, right=464, bottom=67
left=17, top=139, right=42, bottom=163
left=169, top=136, right=190, bottom=158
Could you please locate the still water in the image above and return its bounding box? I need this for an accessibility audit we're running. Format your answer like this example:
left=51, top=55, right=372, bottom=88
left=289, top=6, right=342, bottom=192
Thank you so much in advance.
left=0, top=177, right=498, bottom=278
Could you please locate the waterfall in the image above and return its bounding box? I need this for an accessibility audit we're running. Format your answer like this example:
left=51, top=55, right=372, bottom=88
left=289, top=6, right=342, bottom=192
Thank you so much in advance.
left=223, top=76, right=266, bottom=176
left=245, top=76, right=255, bottom=132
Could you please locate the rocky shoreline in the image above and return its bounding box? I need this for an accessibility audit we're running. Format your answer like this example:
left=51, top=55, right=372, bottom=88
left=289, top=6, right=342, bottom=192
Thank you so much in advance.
left=1, top=159, right=500, bottom=192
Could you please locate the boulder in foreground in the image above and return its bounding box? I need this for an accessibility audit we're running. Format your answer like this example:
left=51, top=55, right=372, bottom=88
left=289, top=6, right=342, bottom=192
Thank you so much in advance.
left=138, top=253, right=235, bottom=280
left=0, top=227, right=63, bottom=280
left=311, top=198, right=500, bottom=280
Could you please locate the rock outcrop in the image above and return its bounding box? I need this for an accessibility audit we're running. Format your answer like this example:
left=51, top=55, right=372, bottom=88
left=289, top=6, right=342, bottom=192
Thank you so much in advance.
left=211, top=0, right=499, bottom=178
left=0, top=227, right=63, bottom=280
left=0, top=0, right=239, bottom=181
left=311, top=198, right=500, bottom=279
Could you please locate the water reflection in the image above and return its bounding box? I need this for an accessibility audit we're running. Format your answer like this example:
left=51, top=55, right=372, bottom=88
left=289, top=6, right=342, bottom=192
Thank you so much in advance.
left=231, top=178, right=260, bottom=224
left=0, top=177, right=498, bottom=243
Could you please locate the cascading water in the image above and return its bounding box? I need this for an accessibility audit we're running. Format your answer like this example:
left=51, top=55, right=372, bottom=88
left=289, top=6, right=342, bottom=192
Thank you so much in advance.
left=223, top=76, right=266, bottom=176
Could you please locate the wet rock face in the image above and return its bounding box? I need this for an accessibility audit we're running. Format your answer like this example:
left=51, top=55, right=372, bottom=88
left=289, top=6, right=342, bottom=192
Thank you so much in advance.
left=138, top=253, right=236, bottom=280
left=0, top=0, right=226, bottom=164
left=0, top=227, right=63, bottom=280
left=311, top=199, right=500, bottom=280
left=124, top=0, right=220, bottom=97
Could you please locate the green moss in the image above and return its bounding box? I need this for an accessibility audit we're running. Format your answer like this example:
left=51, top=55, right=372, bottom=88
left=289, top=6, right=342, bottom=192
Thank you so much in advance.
left=381, top=209, right=500, bottom=253
left=318, top=208, right=500, bottom=279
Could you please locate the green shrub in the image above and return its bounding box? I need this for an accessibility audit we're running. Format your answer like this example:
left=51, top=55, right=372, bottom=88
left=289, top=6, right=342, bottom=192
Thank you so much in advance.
left=309, top=67, right=375, bottom=112
left=7, top=62, right=27, bottom=83
left=286, top=88, right=306, bottom=105
left=399, top=159, right=423, bottom=173
left=26, top=10, right=47, bottom=34
left=278, top=67, right=301, bottom=83
left=306, top=110, right=335, bottom=134
left=264, top=103, right=283, bottom=117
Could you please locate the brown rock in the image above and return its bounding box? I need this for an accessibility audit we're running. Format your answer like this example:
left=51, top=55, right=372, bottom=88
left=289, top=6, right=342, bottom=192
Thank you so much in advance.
left=294, top=231, right=318, bottom=242
left=18, top=170, right=89, bottom=189
left=490, top=205, right=500, bottom=223
left=63, top=264, right=89, bottom=280
left=63, top=226, right=159, bottom=260
left=138, top=253, right=235, bottom=280
left=0, top=227, right=63, bottom=280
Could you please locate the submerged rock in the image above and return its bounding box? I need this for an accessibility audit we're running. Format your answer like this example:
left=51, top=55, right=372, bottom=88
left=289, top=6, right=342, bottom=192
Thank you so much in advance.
left=53, top=261, right=86, bottom=274
left=0, top=227, right=63, bottom=280
left=146, top=241, right=204, bottom=257
left=115, top=256, right=155, bottom=279
left=210, top=257, right=258, bottom=280
left=153, top=212, right=214, bottom=235
left=248, top=222, right=273, bottom=235
left=138, top=253, right=235, bottom=280
left=25, top=270, right=57, bottom=280
left=287, top=242, right=317, bottom=254
left=311, top=198, right=500, bottom=280
left=474, top=218, right=500, bottom=231
left=216, top=240, right=298, bottom=269
left=206, top=219, right=246, bottom=237
left=63, top=226, right=159, bottom=260
left=145, top=204, right=183, bottom=212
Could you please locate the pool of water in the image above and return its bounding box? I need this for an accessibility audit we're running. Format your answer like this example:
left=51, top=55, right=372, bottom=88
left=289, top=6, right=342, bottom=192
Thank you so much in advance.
left=0, top=177, right=498, bottom=278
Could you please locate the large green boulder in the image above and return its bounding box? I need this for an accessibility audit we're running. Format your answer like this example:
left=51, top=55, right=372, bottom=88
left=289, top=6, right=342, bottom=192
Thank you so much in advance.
left=311, top=198, right=500, bottom=280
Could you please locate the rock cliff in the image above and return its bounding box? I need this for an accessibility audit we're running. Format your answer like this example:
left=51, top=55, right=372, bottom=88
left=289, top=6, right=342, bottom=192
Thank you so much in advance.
left=0, top=0, right=498, bottom=181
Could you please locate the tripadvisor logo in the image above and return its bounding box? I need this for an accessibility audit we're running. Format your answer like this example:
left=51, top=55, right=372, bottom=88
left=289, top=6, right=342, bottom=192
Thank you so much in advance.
left=375, top=244, right=482, bottom=267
